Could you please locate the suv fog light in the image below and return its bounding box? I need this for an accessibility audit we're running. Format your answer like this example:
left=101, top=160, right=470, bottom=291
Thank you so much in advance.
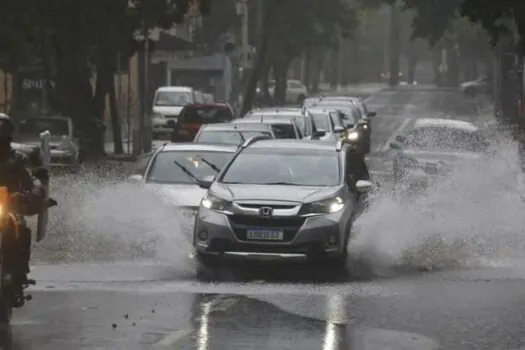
left=327, top=234, right=337, bottom=245
left=198, top=231, right=208, bottom=241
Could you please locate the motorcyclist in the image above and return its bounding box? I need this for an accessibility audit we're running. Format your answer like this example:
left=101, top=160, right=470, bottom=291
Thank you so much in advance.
left=0, top=113, right=52, bottom=305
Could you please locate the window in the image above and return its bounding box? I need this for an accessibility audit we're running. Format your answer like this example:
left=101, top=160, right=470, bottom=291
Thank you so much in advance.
left=194, top=91, right=205, bottom=103
left=145, top=151, right=234, bottom=184
left=195, top=130, right=272, bottom=145
left=221, top=150, right=340, bottom=186
left=154, top=91, right=192, bottom=106
left=329, top=112, right=345, bottom=129
left=404, top=126, right=489, bottom=152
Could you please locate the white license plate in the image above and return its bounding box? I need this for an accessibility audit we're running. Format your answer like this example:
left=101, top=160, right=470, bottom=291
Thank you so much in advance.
left=246, top=228, right=283, bottom=241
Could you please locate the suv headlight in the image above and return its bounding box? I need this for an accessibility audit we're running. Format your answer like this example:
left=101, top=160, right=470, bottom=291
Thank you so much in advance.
left=346, top=131, right=359, bottom=141
left=301, top=196, right=344, bottom=215
left=201, top=194, right=232, bottom=212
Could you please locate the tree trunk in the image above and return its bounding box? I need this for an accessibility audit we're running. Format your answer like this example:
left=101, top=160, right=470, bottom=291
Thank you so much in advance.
left=304, top=47, right=311, bottom=89
left=273, top=62, right=288, bottom=105
left=388, top=4, right=400, bottom=87
left=241, top=0, right=280, bottom=116
left=109, top=77, right=123, bottom=154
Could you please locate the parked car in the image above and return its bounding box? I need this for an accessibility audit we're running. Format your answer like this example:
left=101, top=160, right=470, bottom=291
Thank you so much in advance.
left=171, top=103, right=235, bottom=142
left=16, top=116, right=81, bottom=170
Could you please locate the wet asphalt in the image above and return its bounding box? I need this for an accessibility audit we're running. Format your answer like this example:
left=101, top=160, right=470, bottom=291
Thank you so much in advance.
left=5, top=87, right=524, bottom=350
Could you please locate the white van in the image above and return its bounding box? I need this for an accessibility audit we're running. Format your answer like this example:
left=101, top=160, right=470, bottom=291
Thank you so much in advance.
left=152, top=86, right=204, bottom=138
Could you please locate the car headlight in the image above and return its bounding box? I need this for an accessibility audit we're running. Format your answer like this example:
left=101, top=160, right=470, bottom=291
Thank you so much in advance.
left=302, top=196, right=344, bottom=215
left=201, top=193, right=232, bottom=212
left=346, top=132, right=359, bottom=141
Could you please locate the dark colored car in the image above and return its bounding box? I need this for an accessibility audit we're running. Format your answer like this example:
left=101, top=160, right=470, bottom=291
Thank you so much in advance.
left=193, top=136, right=375, bottom=272
left=171, top=103, right=235, bottom=142
left=232, top=117, right=302, bottom=139
left=193, top=123, right=275, bottom=145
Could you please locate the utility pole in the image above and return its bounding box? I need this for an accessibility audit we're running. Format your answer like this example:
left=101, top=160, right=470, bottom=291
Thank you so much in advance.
left=140, top=21, right=149, bottom=155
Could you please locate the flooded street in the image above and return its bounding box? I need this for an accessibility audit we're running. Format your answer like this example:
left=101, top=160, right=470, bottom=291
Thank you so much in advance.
left=9, top=87, right=525, bottom=350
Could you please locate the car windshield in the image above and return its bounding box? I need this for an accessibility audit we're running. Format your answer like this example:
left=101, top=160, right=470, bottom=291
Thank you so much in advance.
left=194, top=130, right=272, bottom=145
left=145, top=151, right=233, bottom=184
left=154, top=91, right=192, bottom=106
left=404, top=126, right=489, bottom=152
left=18, top=118, right=69, bottom=136
left=270, top=124, right=296, bottom=138
left=221, top=150, right=340, bottom=186
left=311, top=113, right=331, bottom=131
left=182, top=106, right=233, bottom=124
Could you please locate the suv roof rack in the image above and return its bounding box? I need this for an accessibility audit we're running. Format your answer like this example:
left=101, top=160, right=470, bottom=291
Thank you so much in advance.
left=240, top=135, right=273, bottom=148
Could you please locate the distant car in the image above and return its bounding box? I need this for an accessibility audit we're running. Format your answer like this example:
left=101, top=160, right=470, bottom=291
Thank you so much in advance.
left=233, top=116, right=302, bottom=139
left=460, top=77, right=492, bottom=97
left=315, top=96, right=376, bottom=118
left=193, top=136, right=374, bottom=271
left=171, top=103, right=235, bottom=142
left=244, top=108, right=324, bottom=139
left=266, top=79, right=308, bottom=104
left=306, top=108, right=349, bottom=142
left=309, top=103, right=371, bottom=154
left=127, top=143, right=237, bottom=213
left=152, top=86, right=199, bottom=138
left=16, top=116, right=81, bottom=169
left=193, top=123, right=275, bottom=145
left=203, top=93, right=215, bottom=103
left=390, top=118, right=491, bottom=193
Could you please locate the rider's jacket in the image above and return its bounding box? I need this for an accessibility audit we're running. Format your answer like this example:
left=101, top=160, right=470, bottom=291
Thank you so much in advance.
left=0, top=148, right=43, bottom=216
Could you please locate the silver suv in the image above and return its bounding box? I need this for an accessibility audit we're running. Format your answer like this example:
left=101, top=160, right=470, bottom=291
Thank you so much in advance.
left=193, top=136, right=374, bottom=271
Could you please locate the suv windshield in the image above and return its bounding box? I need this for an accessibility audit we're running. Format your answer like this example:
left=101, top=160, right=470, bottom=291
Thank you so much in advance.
left=404, top=127, right=489, bottom=152
left=181, top=106, right=233, bottom=124
left=221, top=150, right=340, bottom=186
left=154, top=91, right=192, bottom=106
left=195, top=130, right=272, bottom=144
left=18, top=118, right=69, bottom=136
left=146, top=151, right=233, bottom=184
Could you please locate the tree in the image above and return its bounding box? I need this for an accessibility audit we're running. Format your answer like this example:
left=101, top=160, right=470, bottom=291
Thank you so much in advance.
left=1, top=0, right=212, bottom=154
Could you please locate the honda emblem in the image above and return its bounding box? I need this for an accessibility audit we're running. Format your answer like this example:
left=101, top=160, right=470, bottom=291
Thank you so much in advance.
left=259, top=206, right=273, bottom=217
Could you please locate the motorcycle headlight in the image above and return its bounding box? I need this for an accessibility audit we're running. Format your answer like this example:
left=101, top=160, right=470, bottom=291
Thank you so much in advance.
left=201, top=194, right=232, bottom=212
left=302, top=196, right=344, bottom=215
left=346, top=132, right=359, bottom=141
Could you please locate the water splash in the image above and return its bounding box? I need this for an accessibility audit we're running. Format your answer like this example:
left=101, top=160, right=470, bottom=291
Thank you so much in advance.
left=33, top=166, right=194, bottom=268
left=352, top=138, right=525, bottom=272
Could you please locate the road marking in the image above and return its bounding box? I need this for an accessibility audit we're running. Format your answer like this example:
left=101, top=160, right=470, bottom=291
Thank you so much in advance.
left=381, top=117, right=411, bottom=152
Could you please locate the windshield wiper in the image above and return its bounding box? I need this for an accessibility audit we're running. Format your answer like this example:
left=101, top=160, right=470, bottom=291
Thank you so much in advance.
left=196, top=156, right=221, bottom=173
left=173, top=160, right=200, bottom=184
left=236, top=131, right=245, bottom=142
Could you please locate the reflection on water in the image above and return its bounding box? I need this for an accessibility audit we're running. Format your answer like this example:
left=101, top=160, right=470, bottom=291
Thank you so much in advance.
left=197, top=300, right=211, bottom=350
left=185, top=293, right=439, bottom=349
left=188, top=293, right=347, bottom=350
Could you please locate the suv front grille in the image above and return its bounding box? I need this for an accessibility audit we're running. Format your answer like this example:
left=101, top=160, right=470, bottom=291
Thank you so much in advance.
left=228, top=215, right=306, bottom=242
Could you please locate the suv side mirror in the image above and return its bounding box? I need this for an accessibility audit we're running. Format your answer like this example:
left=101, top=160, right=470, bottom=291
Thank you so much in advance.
left=333, top=126, right=345, bottom=133
left=356, top=180, right=373, bottom=192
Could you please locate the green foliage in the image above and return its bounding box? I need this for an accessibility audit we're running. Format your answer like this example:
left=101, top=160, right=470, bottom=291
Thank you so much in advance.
left=398, top=0, right=525, bottom=51
left=269, top=0, right=357, bottom=62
